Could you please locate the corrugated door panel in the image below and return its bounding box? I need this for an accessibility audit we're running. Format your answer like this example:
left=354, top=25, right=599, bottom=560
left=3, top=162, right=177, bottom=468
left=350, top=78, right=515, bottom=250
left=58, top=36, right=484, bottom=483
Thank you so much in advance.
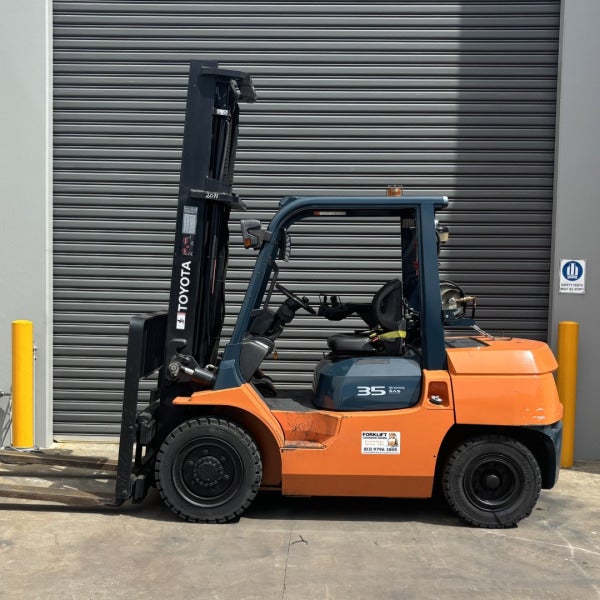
left=53, top=1, right=560, bottom=436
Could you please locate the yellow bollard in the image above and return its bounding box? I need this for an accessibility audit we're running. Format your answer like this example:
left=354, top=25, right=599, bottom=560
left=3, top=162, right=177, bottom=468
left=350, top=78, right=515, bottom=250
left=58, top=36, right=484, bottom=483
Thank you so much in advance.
left=556, top=321, right=579, bottom=467
left=11, top=320, right=35, bottom=449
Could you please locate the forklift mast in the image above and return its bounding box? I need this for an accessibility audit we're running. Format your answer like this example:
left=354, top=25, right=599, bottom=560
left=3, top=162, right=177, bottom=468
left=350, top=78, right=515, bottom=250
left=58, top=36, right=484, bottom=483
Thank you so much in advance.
left=164, top=61, right=254, bottom=376
left=114, top=62, right=255, bottom=504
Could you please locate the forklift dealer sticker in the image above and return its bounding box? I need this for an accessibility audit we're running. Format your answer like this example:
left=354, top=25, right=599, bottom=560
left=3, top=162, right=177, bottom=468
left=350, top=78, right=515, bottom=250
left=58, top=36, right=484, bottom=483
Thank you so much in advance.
left=361, top=432, right=400, bottom=455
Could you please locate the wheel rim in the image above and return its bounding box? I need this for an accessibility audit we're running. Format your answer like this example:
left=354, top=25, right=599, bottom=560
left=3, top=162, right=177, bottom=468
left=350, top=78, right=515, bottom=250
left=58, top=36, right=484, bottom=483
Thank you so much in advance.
left=463, top=453, right=524, bottom=511
left=172, top=436, right=244, bottom=508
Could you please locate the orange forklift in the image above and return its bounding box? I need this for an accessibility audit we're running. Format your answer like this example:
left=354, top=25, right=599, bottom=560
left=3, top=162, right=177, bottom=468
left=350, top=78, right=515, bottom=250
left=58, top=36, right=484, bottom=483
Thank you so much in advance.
left=0, top=62, right=563, bottom=527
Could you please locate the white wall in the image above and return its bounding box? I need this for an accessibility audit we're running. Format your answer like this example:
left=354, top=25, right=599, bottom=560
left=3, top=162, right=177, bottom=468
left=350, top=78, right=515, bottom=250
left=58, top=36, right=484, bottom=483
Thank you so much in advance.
left=0, top=0, right=52, bottom=447
left=550, top=0, right=600, bottom=459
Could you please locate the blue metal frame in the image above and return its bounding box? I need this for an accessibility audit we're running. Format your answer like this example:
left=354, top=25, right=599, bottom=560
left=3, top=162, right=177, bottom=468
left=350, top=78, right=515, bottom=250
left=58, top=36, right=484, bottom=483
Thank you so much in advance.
left=214, top=195, right=448, bottom=390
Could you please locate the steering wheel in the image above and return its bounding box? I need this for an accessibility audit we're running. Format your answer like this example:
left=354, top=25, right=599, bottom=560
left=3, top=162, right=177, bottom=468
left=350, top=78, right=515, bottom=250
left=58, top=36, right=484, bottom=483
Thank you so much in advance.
left=275, top=283, right=316, bottom=314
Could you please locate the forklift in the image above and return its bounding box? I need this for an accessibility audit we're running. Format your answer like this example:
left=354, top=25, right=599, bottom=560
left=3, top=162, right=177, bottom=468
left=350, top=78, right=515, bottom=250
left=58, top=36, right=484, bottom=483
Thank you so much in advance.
left=0, top=62, right=562, bottom=528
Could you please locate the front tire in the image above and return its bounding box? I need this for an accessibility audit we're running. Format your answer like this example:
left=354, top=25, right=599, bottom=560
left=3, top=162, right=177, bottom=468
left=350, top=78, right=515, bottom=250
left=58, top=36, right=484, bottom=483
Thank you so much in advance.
left=155, top=417, right=262, bottom=523
left=443, top=435, right=541, bottom=528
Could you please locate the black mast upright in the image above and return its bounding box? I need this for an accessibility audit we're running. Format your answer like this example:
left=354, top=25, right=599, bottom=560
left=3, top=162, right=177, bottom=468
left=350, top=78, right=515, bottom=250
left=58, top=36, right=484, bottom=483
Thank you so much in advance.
left=116, top=61, right=255, bottom=504
left=164, top=61, right=255, bottom=372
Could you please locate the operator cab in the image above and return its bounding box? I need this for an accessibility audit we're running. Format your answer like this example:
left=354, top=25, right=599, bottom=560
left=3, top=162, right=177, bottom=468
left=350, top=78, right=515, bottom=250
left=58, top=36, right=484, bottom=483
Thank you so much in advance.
left=153, top=62, right=475, bottom=420
left=234, top=201, right=455, bottom=412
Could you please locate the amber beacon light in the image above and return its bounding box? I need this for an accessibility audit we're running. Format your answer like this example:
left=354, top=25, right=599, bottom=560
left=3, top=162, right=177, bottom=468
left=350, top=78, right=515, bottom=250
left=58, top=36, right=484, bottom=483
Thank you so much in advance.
left=386, top=185, right=403, bottom=197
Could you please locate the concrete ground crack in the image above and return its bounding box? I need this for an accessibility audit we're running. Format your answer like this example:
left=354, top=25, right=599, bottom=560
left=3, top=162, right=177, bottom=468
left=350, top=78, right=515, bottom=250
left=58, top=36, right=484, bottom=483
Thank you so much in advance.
left=280, top=518, right=295, bottom=600
left=485, top=525, right=600, bottom=599
left=290, top=534, right=307, bottom=546
left=549, top=524, right=600, bottom=599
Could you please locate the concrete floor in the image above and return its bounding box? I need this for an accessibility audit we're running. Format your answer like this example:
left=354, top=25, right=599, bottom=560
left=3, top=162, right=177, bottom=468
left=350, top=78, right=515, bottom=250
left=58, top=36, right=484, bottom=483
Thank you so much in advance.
left=0, top=443, right=599, bottom=600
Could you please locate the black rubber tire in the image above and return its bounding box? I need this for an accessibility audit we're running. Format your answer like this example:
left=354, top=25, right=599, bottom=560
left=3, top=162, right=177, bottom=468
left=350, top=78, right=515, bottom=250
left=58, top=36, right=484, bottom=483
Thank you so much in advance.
left=155, top=417, right=262, bottom=523
left=442, top=435, right=541, bottom=528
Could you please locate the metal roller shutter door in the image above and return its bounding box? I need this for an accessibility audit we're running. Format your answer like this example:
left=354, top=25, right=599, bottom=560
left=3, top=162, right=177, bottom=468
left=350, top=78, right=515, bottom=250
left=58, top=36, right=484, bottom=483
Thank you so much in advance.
left=53, top=1, right=560, bottom=436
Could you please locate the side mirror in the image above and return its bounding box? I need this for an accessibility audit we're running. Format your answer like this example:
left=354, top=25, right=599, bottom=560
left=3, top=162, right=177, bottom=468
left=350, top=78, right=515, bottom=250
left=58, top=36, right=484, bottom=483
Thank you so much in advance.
left=435, top=221, right=449, bottom=257
left=436, top=223, right=449, bottom=244
left=241, top=220, right=291, bottom=261
left=241, top=219, right=270, bottom=249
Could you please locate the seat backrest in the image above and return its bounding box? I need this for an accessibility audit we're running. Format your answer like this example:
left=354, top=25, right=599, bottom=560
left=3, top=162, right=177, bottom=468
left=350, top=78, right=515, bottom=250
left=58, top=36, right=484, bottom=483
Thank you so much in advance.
left=372, top=279, right=404, bottom=331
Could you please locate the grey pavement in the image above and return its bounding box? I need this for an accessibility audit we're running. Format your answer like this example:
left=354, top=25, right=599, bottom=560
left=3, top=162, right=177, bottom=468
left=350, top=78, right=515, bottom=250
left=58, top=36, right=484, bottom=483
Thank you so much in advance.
left=0, top=443, right=599, bottom=600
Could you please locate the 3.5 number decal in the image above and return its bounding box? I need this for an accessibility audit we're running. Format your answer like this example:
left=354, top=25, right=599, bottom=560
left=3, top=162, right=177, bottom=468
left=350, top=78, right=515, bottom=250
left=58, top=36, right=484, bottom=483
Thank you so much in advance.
left=356, top=386, right=387, bottom=396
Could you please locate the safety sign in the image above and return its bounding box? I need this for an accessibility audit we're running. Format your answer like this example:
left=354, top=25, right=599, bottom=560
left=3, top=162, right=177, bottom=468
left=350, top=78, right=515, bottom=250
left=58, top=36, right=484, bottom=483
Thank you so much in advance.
left=559, top=259, right=586, bottom=294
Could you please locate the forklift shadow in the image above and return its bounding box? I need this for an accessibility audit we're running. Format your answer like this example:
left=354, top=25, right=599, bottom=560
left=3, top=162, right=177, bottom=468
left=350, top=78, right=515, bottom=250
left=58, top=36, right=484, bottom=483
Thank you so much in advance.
left=242, top=491, right=460, bottom=527
left=113, top=489, right=462, bottom=527
left=0, top=486, right=467, bottom=528
left=0, top=482, right=576, bottom=528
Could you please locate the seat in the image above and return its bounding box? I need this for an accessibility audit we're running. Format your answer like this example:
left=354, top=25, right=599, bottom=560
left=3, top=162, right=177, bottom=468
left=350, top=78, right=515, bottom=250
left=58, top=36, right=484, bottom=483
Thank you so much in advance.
left=372, top=278, right=404, bottom=332
left=326, top=279, right=405, bottom=356
left=327, top=333, right=375, bottom=354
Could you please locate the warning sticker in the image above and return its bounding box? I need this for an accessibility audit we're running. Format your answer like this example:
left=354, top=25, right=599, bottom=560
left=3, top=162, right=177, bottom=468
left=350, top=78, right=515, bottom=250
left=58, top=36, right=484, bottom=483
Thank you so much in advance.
left=361, top=431, right=400, bottom=455
left=181, top=234, right=195, bottom=256
left=182, top=206, right=198, bottom=234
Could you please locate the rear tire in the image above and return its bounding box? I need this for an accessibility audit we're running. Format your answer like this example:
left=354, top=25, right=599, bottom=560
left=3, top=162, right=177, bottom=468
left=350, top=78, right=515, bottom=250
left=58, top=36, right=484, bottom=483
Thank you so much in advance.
left=155, top=417, right=262, bottom=523
left=442, top=435, right=541, bottom=528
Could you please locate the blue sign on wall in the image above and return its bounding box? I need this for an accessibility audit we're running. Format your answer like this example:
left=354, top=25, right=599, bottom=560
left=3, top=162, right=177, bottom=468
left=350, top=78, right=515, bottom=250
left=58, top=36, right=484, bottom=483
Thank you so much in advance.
left=559, top=259, right=586, bottom=294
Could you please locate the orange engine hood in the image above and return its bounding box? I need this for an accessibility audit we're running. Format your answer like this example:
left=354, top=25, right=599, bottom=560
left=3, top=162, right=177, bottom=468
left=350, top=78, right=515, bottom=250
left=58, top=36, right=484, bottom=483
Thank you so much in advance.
left=446, top=337, right=558, bottom=375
